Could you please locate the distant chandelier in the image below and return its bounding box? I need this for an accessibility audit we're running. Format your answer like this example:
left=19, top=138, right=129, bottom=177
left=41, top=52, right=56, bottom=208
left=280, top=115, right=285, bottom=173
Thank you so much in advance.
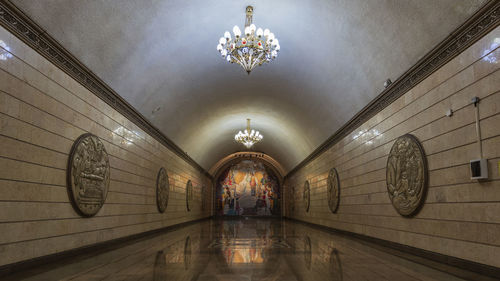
left=234, top=119, right=263, bottom=148
left=217, top=6, right=280, bottom=74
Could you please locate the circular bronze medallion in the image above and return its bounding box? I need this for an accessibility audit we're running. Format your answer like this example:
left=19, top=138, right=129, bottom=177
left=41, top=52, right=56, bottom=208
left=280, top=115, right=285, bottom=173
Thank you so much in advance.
left=186, top=180, right=193, bottom=211
left=327, top=168, right=340, bottom=213
left=386, top=134, right=428, bottom=216
left=156, top=167, right=169, bottom=213
left=67, top=133, right=110, bottom=217
left=303, top=181, right=310, bottom=212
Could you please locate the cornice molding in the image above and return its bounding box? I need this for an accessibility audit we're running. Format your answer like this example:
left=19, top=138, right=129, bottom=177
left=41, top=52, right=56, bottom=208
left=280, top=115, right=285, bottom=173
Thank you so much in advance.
left=286, top=0, right=500, bottom=178
left=0, top=1, right=211, bottom=179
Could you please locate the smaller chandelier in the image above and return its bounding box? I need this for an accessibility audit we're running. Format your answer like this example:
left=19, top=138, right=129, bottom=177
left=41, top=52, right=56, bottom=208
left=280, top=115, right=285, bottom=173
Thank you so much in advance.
left=235, top=119, right=263, bottom=148
left=217, top=6, right=280, bottom=74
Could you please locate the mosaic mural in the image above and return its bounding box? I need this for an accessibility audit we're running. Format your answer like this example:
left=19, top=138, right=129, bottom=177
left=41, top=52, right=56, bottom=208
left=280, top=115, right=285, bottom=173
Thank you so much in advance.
left=216, top=160, right=280, bottom=216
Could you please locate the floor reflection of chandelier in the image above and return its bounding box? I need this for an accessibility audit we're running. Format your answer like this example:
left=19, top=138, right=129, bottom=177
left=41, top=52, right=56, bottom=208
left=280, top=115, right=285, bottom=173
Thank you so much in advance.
left=217, top=6, right=280, bottom=74
left=235, top=119, right=263, bottom=148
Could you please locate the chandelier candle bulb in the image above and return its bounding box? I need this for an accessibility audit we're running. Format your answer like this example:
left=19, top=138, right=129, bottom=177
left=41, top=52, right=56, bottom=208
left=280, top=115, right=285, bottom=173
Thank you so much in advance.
left=218, top=6, right=280, bottom=74
left=250, top=24, right=256, bottom=33
left=256, top=28, right=263, bottom=37
left=233, top=25, right=241, bottom=37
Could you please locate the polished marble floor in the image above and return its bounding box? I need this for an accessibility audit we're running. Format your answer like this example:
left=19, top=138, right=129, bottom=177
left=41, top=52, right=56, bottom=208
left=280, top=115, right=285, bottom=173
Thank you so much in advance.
left=4, top=218, right=497, bottom=281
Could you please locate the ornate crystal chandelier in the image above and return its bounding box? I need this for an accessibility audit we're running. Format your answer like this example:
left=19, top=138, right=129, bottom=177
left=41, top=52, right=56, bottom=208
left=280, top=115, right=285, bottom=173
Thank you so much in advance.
left=234, top=119, right=263, bottom=148
left=217, top=6, right=280, bottom=74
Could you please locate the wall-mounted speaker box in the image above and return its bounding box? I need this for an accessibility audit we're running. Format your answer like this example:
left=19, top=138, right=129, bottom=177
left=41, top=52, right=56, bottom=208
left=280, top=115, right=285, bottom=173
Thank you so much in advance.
left=470, top=159, right=488, bottom=180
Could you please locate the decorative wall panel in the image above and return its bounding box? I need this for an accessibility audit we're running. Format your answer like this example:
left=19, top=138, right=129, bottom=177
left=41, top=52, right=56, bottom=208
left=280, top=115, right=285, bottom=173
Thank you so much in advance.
left=67, top=133, right=110, bottom=217
left=303, top=181, right=310, bottom=212
left=327, top=168, right=340, bottom=213
left=156, top=167, right=169, bottom=213
left=186, top=180, right=193, bottom=212
left=386, top=134, right=428, bottom=216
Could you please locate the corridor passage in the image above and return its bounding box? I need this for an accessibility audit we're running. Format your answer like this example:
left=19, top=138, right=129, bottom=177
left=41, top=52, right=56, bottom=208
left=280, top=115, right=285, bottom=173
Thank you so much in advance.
left=4, top=218, right=495, bottom=281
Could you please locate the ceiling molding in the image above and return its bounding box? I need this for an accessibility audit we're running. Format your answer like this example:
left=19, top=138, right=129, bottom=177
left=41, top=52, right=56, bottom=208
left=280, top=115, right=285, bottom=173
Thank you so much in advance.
left=0, top=0, right=212, bottom=179
left=285, top=0, right=500, bottom=179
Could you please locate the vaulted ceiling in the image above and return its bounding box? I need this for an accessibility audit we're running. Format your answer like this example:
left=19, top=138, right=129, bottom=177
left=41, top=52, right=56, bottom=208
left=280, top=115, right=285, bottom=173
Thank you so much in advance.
left=11, top=0, right=487, bottom=171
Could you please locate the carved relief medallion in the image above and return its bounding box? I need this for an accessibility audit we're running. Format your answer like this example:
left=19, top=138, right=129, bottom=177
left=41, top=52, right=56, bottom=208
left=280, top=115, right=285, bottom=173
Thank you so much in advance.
left=303, top=181, right=310, bottom=212
left=156, top=167, right=169, bottom=213
left=67, top=133, right=110, bottom=217
left=386, top=134, right=428, bottom=216
left=186, top=180, right=193, bottom=211
left=327, top=168, right=340, bottom=213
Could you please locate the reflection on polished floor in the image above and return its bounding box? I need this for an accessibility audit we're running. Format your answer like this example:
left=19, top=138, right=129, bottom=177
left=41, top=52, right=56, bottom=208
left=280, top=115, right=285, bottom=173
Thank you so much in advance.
left=5, top=218, right=497, bottom=281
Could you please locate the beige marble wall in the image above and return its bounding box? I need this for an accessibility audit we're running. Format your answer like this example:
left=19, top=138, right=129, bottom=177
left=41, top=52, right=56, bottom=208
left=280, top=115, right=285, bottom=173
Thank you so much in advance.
left=285, top=26, right=500, bottom=268
left=0, top=25, right=212, bottom=267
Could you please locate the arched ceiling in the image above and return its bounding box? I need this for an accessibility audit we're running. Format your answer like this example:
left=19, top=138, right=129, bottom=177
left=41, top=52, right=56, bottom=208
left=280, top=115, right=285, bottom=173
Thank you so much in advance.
left=11, top=0, right=487, bottom=171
